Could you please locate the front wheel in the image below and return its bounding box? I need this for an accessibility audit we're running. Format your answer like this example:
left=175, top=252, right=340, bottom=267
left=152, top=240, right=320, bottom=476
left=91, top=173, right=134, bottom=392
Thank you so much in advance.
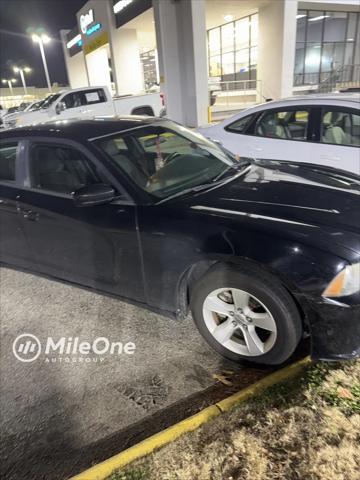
left=190, top=265, right=302, bottom=365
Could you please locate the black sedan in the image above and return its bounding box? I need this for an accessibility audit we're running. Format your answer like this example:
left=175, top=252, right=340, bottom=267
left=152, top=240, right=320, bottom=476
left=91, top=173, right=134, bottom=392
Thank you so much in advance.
left=0, top=117, right=359, bottom=365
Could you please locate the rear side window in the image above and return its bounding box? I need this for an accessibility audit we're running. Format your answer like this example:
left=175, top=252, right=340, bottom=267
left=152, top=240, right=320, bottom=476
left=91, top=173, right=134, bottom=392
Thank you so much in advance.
left=321, top=109, right=360, bottom=147
left=61, top=89, right=107, bottom=109
left=0, top=142, right=17, bottom=181
left=225, top=114, right=255, bottom=133
left=29, top=144, right=107, bottom=194
left=255, top=109, right=309, bottom=141
left=83, top=89, right=106, bottom=105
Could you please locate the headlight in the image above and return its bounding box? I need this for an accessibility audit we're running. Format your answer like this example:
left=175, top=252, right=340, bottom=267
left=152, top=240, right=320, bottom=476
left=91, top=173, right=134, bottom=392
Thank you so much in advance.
left=6, top=119, right=17, bottom=128
left=322, top=263, right=360, bottom=297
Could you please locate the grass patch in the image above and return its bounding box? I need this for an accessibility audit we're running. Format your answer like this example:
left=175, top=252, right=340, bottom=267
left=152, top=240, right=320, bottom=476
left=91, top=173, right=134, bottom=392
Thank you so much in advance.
left=107, top=468, right=148, bottom=480
left=108, top=360, right=360, bottom=480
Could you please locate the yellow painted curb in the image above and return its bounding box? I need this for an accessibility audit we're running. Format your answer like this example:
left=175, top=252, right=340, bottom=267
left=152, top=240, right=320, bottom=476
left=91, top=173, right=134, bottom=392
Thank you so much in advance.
left=70, top=405, right=220, bottom=480
left=69, top=356, right=311, bottom=480
left=216, top=356, right=312, bottom=412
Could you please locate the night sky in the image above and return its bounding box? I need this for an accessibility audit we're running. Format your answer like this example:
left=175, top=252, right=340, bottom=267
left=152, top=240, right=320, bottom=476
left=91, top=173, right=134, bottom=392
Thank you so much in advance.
left=0, top=0, right=86, bottom=88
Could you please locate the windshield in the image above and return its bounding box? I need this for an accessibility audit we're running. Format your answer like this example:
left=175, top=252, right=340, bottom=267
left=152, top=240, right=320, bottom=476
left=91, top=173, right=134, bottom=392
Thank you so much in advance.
left=40, top=94, right=61, bottom=109
left=94, top=121, right=248, bottom=199
left=27, top=99, right=46, bottom=111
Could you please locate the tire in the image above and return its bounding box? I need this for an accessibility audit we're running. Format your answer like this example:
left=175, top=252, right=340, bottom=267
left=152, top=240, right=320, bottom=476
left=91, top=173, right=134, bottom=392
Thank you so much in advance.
left=190, top=264, right=302, bottom=365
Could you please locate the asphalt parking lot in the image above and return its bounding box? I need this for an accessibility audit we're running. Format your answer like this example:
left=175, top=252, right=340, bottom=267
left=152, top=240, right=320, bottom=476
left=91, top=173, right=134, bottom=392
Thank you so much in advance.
left=0, top=266, right=274, bottom=480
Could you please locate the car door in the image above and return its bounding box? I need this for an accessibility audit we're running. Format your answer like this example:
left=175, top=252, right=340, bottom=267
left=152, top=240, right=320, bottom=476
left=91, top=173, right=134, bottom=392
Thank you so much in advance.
left=305, top=106, right=360, bottom=175
left=243, top=106, right=316, bottom=163
left=18, top=138, right=145, bottom=302
left=0, top=139, right=32, bottom=269
left=216, top=112, right=260, bottom=156
left=53, top=91, right=84, bottom=121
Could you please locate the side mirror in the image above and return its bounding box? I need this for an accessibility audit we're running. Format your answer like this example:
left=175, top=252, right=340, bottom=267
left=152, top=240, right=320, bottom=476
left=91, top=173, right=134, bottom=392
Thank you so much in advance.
left=55, top=102, right=66, bottom=115
left=73, top=184, right=116, bottom=207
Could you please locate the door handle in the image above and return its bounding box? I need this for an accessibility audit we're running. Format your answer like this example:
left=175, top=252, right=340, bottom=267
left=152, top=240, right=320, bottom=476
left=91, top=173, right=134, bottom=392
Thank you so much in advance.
left=23, top=210, right=39, bottom=222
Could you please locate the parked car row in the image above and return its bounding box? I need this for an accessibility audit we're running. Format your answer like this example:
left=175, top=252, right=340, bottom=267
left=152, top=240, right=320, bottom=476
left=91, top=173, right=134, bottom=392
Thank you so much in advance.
left=0, top=114, right=359, bottom=366
left=1, top=86, right=165, bottom=130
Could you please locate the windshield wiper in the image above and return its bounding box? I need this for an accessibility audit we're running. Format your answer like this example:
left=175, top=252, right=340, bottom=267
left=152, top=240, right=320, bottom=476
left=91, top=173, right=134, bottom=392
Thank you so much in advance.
left=156, top=183, right=217, bottom=204
left=157, top=163, right=252, bottom=204
left=212, top=159, right=252, bottom=182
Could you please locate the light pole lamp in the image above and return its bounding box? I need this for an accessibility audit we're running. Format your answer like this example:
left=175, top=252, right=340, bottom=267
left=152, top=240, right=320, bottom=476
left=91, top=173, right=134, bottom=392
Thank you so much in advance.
left=13, top=67, right=31, bottom=95
left=2, top=78, right=17, bottom=96
left=32, top=34, right=52, bottom=93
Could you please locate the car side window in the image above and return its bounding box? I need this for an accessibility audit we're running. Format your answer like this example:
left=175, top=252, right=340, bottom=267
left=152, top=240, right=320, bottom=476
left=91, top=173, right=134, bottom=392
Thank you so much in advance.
left=321, top=109, right=360, bottom=147
left=225, top=114, right=256, bottom=134
left=255, top=109, right=310, bottom=141
left=83, top=89, right=106, bottom=105
left=29, top=143, right=108, bottom=195
left=0, top=142, right=18, bottom=182
left=62, top=92, right=83, bottom=109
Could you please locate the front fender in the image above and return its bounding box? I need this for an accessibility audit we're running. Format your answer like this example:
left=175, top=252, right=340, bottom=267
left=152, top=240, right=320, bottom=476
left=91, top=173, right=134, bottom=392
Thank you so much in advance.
left=199, top=227, right=348, bottom=298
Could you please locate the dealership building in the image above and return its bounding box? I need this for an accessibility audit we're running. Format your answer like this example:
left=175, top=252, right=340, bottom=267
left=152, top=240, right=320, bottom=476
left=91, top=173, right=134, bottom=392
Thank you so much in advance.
left=60, top=0, right=360, bottom=127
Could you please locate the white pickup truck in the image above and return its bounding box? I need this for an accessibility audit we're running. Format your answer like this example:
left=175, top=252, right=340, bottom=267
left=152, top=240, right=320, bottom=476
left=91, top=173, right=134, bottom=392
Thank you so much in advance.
left=3, top=86, right=164, bottom=129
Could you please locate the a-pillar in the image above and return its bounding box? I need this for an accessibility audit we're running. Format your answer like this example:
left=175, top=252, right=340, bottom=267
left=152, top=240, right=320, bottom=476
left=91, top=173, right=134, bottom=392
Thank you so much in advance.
left=153, top=0, right=208, bottom=127
left=257, top=0, right=298, bottom=100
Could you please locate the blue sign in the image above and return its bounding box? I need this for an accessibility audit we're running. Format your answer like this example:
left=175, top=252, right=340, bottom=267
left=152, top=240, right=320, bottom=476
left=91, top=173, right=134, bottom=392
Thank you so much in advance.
left=86, top=23, right=101, bottom=36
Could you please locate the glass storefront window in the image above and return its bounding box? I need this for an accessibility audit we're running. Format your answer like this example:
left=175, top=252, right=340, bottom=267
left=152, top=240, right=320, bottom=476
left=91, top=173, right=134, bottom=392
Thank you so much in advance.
left=209, top=56, right=221, bottom=77
left=221, top=23, right=234, bottom=54
left=141, top=50, right=158, bottom=90
left=235, top=18, right=249, bottom=50
left=208, top=28, right=221, bottom=57
left=235, top=49, right=249, bottom=74
left=250, top=46, right=257, bottom=67
left=295, top=44, right=305, bottom=74
left=296, top=11, right=307, bottom=42
left=222, top=52, right=235, bottom=75
left=305, top=44, right=321, bottom=74
left=250, top=14, right=258, bottom=46
left=207, top=13, right=258, bottom=84
left=307, top=11, right=324, bottom=42
left=344, top=43, right=354, bottom=65
left=347, top=13, right=358, bottom=40
left=321, top=43, right=334, bottom=72
left=324, top=12, right=347, bottom=42
left=294, top=10, right=359, bottom=86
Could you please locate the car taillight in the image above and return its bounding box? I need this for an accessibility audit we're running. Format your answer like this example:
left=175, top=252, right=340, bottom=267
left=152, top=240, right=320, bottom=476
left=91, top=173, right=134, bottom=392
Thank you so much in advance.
left=160, top=93, right=165, bottom=106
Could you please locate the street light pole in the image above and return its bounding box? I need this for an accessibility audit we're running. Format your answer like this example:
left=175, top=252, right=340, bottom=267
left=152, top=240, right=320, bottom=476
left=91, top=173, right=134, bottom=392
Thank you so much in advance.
left=32, top=34, right=52, bottom=93
left=13, top=67, right=31, bottom=96
left=2, top=78, right=17, bottom=96
left=19, top=69, right=27, bottom=95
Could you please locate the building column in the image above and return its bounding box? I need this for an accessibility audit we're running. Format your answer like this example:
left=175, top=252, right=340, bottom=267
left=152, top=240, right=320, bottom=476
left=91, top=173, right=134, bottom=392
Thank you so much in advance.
left=257, top=0, right=298, bottom=100
left=110, top=28, right=144, bottom=96
left=60, top=30, right=89, bottom=89
left=153, top=0, right=208, bottom=127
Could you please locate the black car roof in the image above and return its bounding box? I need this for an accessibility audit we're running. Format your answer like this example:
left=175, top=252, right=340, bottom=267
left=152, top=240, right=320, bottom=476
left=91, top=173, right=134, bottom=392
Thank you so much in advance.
left=0, top=116, right=162, bottom=141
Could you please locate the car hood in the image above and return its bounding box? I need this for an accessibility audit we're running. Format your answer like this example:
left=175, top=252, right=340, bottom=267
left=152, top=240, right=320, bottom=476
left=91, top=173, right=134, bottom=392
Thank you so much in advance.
left=182, top=161, right=360, bottom=255
left=16, top=109, right=49, bottom=124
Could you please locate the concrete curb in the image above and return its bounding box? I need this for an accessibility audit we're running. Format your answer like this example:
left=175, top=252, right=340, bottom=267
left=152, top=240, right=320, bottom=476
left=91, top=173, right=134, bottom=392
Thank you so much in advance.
left=70, top=356, right=311, bottom=480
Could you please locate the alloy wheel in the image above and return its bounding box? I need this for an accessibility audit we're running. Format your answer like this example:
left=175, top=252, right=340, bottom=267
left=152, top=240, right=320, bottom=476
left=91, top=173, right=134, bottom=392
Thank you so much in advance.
left=202, top=287, right=277, bottom=356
